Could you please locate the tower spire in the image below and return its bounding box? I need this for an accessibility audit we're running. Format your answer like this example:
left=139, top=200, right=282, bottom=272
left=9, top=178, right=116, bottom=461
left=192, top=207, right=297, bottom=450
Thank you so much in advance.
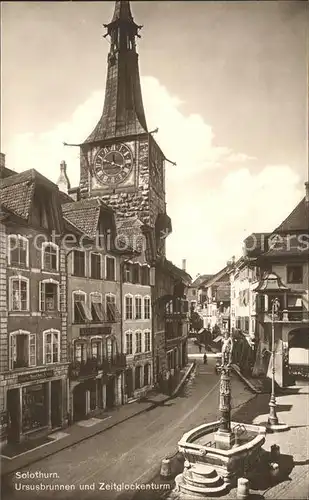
left=83, top=0, right=147, bottom=144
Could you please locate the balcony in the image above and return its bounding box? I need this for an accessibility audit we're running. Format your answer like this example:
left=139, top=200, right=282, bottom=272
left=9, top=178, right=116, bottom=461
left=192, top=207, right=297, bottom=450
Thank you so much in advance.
left=259, top=310, right=309, bottom=324
left=69, top=354, right=126, bottom=380
left=165, top=299, right=189, bottom=320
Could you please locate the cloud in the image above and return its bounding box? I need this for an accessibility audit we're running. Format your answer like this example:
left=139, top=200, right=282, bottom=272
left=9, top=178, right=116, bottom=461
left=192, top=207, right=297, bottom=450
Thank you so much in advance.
left=3, top=76, right=302, bottom=277
left=226, top=152, right=257, bottom=162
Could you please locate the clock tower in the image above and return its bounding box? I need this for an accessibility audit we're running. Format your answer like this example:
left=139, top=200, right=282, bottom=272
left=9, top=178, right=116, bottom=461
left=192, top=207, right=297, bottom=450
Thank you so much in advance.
left=78, top=0, right=171, bottom=258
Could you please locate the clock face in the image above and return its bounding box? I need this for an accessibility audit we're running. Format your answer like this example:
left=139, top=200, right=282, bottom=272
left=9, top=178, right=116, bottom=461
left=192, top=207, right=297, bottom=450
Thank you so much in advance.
left=94, top=143, right=133, bottom=185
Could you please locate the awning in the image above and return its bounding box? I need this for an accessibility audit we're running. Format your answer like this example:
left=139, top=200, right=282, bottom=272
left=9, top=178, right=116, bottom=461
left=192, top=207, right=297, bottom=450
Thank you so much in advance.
left=213, top=335, right=223, bottom=343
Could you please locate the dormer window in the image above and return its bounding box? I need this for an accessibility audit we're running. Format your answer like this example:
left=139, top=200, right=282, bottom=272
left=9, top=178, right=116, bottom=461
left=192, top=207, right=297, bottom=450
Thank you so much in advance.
left=8, top=235, right=29, bottom=267
left=42, top=242, right=59, bottom=271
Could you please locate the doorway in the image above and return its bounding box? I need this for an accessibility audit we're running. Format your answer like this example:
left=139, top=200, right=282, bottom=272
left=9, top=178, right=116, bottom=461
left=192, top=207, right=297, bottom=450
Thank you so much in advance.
left=51, top=380, right=62, bottom=428
left=7, top=388, right=20, bottom=444
left=106, top=377, right=115, bottom=409
left=125, top=369, right=133, bottom=399
left=73, top=384, right=86, bottom=422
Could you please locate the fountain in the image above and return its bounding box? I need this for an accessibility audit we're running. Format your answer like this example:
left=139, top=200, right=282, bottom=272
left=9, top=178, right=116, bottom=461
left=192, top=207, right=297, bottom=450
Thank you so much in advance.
left=175, top=332, right=266, bottom=496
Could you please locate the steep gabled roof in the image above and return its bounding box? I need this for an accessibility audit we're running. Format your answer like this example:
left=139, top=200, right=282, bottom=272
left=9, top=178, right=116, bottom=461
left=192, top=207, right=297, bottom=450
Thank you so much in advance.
left=191, top=274, right=214, bottom=288
left=62, top=198, right=112, bottom=240
left=0, top=169, right=59, bottom=221
left=273, top=198, right=308, bottom=233
left=199, top=266, right=229, bottom=288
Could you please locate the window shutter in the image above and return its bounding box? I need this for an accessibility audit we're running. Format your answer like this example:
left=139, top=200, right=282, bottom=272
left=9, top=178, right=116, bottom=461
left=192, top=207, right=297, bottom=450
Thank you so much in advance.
left=39, top=282, right=45, bottom=311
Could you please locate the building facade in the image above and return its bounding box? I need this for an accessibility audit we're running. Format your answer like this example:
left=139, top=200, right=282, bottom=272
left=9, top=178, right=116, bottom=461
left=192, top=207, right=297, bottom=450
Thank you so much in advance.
left=0, top=163, right=69, bottom=444
left=229, top=184, right=309, bottom=385
left=62, top=198, right=128, bottom=422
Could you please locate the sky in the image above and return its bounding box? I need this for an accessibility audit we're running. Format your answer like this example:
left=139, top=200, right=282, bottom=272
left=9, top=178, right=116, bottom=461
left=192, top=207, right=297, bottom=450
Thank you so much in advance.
left=1, top=1, right=308, bottom=278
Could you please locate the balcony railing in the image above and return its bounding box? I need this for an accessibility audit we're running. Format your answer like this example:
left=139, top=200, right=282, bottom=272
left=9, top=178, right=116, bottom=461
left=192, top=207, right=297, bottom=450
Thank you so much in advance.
left=260, top=310, right=309, bottom=323
left=69, top=354, right=126, bottom=380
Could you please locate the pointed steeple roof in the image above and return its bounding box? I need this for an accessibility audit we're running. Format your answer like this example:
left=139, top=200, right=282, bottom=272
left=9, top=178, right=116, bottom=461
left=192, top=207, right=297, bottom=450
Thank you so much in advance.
left=83, top=0, right=147, bottom=145
left=111, top=0, right=134, bottom=23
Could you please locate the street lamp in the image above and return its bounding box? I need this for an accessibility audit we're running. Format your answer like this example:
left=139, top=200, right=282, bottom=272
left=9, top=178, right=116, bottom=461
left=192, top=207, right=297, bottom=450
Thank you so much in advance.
left=254, top=271, right=290, bottom=432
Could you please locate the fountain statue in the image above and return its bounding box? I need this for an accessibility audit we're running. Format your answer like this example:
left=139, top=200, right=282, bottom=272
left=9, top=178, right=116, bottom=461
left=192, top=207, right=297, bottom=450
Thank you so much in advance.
left=214, top=332, right=234, bottom=448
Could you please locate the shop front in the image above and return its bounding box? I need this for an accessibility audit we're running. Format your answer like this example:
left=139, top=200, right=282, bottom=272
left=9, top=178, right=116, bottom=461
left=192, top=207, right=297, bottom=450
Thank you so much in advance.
left=2, top=366, right=68, bottom=444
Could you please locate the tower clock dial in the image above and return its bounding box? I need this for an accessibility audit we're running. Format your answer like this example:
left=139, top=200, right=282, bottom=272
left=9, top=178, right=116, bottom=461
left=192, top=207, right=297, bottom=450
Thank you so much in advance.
left=94, top=143, right=133, bottom=185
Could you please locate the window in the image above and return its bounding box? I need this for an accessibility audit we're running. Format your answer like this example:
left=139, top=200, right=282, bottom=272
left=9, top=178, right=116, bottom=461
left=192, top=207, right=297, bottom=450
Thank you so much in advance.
left=123, top=263, right=131, bottom=283
left=91, top=338, right=102, bottom=360
left=8, top=235, right=28, bottom=267
left=42, top=242, right=59, bottom=271
left=141, top=265, right=150, bottom=285
left=9, top=276, right=29, bottom=311
left=73, top=250, right=85, bottom=277
left=125, top=295, right=133, bottom=320
left=43, top=329, right=60, bottom=364
left=144, top=297, right=151, bottom=320
left=106, top=294, right=118, bottom=322
left=144, top=330, right=151, bottom=352
left=90, top=292, right=105, bottom=322
left=73, top=291, right=92, bottom=323
left=126, top=332, right=133, bottom=355
left=135, top=331, right=142, bottom=353
left=144, top=364, right=150, bottom=386
left=39, top=279, right=59, bottom=312
left=135, top=296, right=142, bottom=319
left=74, top=341, right=87, bottom=362
left=287, top=265, right=303, bottom=284
left=90, top=253, right=102, bottom=279
left=106, top=256, right=116, bottom=281
left=132, top=264, right=140, bottom=284
left=192, top=289, right=196, bottom=296
left=135, top=366, right=141, bottom=390
left=9, top=331, right=36, bottom=369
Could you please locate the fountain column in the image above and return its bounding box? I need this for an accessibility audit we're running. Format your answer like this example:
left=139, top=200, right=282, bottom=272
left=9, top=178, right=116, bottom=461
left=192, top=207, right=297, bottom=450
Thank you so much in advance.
left=214, top=333, right=235, bottom=449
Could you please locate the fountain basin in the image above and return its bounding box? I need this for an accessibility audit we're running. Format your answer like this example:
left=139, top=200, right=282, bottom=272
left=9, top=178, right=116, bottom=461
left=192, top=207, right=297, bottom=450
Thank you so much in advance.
left=175, top=420, right=266, bottom=497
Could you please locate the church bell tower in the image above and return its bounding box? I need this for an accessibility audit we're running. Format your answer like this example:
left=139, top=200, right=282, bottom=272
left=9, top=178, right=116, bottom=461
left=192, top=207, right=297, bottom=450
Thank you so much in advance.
left=78, top=0, right=171, bottom=259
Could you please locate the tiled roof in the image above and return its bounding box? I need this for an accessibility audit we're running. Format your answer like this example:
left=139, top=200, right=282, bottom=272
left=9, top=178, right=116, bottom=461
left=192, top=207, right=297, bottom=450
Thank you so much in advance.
left=62, top=198, right=115, bottom=240
left=116, top=217, right=145, bottom=253
left=199, top=266, right=229, bottom=288
left=162, top=258, right=192, bottom=285
left=191, top=274, right=213, bottom=287
left=0, top=180, right=34, bottom=220
left=243, top=232, right=271, bottom=256
left=273, top=198, right=309, bottom=233
left=263, top=235, right=309, bottom=258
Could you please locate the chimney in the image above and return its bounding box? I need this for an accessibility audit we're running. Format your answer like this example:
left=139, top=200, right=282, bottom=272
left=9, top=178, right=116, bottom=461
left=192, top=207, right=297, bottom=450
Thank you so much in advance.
left=0, top=153, right=5, bottom=169
left=68, top=186, right=80, bottom=202
left=305, top=181, right=309, bottom=203
left=57, top=160, right=71, bottom=194
left=182, top=259, right=186, bottom=271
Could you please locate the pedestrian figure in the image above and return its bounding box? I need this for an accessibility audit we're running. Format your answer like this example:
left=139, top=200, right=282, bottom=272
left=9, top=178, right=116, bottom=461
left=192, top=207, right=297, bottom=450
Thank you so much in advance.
left=199, top=345, right=202, bottom=353
left=203, top=353, right=207, bottom=364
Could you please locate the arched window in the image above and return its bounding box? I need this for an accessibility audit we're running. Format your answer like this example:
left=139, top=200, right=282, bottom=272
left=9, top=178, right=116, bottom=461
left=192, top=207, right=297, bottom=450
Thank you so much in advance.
left=144, top=330, right=151, bottom=352
left=72, top=291, right=92, bottom=323
left=125, top=330, right=133, bottom=355
left=9, top=330, right=36, bottom=369
left=8, top=234, right=29, bottom=267
left=125, top=294, right=133, bottom=320
left=135, top=295, right=142, bottom=320
left=43, top=329, right=60, bottom=364
left=42, top=242, right=59, bottom=271
left=9, top=275, right=29, bottom=311
left=135, top=330, right=142, bottom=354
left=39, top=279, right=59, bottom=312
left=144, top=296, right=151, bottom=320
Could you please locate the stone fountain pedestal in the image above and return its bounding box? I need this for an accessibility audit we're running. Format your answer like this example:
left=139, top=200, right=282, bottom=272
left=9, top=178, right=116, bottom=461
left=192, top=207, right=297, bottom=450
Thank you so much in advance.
left=175, top=420, right=266, bottom=497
